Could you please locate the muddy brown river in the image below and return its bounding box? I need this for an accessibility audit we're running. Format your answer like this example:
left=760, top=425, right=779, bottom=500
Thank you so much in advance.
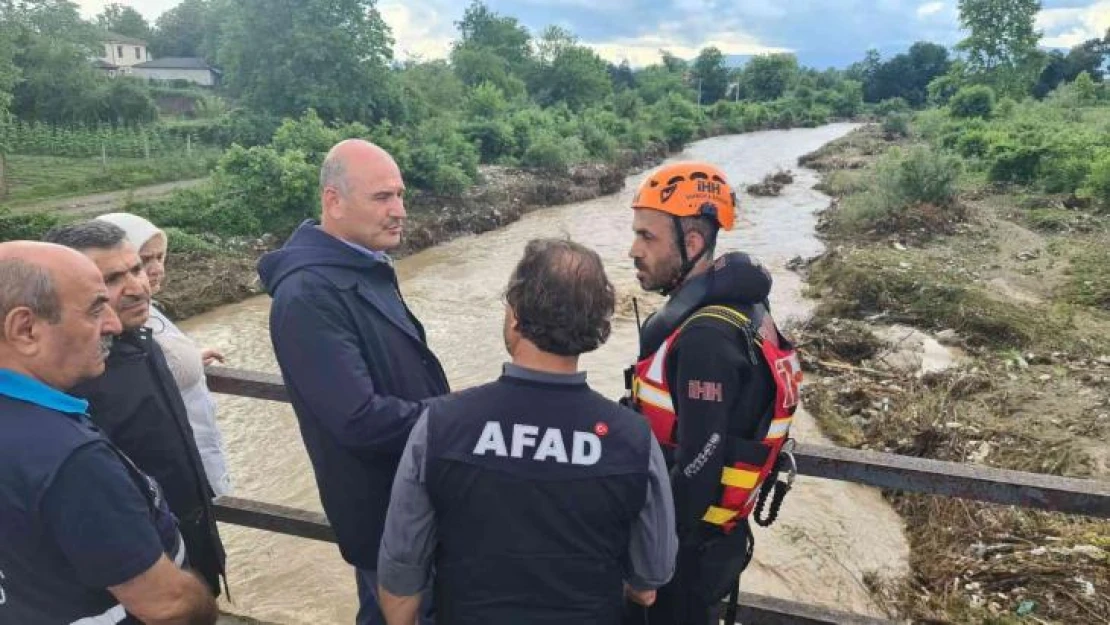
left=182, top=123, right=910, bottom=624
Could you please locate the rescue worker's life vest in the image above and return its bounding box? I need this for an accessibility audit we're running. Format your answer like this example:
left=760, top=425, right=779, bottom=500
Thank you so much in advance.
left=628, top=304, right=802, bottom=533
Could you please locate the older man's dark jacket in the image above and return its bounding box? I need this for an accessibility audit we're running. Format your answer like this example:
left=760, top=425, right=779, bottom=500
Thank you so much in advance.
left=258, top=220, right=450, bottom=569
left=70, top=328, right=226, bottom=595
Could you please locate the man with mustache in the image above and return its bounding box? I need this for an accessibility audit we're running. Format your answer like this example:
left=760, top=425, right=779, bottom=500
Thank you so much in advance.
left=622, top=162, right=802, bottom=625
left=259, top=139, right=449, bottom=625
left=0, top=241, right=217, bottom=625
left=43, top=221, right=227, bottom=599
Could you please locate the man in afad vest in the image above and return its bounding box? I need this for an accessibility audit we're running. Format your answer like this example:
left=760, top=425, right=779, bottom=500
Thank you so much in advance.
left=622, top=162, right=802, bottom=625
left=377, top=238, right=678, bottom=625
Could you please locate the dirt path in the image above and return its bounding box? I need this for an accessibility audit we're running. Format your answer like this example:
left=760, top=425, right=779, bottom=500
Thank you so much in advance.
left=9, top=177, right=207, bottom=216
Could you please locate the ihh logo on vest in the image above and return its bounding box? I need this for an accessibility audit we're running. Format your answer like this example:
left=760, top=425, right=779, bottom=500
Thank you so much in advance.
left=473, top=422, right=603, bottom=465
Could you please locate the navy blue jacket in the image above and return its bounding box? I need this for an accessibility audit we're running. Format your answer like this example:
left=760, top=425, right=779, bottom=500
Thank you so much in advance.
left=258, top=220, right=450, bottom=568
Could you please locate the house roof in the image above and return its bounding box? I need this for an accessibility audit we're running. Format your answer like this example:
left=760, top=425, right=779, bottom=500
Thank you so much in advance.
left=101, top=31, right=147, bottom=45
left=133, top=57, right=218, bottom=72
left=92, top=59, right=119, bottom=70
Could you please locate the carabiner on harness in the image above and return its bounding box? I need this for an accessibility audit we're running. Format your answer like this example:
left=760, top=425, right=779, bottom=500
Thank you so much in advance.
left=753, top=437, right=797, bottom=528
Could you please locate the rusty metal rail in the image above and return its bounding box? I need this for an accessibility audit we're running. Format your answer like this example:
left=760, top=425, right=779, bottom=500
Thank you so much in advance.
left=205, top=366, right=1110, bottom=518
left=205, top=366, right=1110, bottom=624
left=211, top=496, right=895, bottom=625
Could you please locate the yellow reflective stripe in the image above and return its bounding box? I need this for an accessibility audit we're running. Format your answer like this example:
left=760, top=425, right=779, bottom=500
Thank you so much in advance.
left=721, top=466, right=760, bottom=489
left=681, top=305, right=751, bottom=333
left=766, top=418, right=793, bottom=440
left=701, top=305, right=750, bottom=327
left=634, top=381, right=674, bottom=412
left=702, top=505, right=739, bottom=525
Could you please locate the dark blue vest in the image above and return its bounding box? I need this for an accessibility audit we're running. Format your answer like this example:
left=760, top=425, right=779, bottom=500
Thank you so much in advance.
left=425, top=375, right=653, bottom=625
left=0, top=393, right=181, bottom=625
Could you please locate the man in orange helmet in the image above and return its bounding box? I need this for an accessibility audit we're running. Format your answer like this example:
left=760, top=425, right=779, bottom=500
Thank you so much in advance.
left=622, top=162, right=802, bottom=625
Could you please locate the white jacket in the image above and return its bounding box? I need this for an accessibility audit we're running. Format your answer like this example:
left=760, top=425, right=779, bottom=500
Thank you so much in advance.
left=148, top=305, right=233, bottom=497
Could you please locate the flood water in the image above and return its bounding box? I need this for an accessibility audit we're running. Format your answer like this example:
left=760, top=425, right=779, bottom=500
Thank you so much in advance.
left=182, top=123, right=909, bottom=623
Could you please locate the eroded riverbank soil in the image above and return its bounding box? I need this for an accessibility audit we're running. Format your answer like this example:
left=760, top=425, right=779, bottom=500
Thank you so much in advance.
left=793, top=125, right=1110, bottom=624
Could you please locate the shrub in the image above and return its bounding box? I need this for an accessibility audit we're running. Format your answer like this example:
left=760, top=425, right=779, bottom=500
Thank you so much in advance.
left=955, top=129, right=993, bottom=159
left=1079, top=152, right=1110, bottom=212
left=462, top=119, right=517, bottom=163
left=164, top=227, right=219, bottom=253
left=882, top=113, right=910, bottom=140
left=270, top=110, right=371, bottom=164
left=522, top=132, right=585, bottom=172
left=995, top=97, right=1017, bottom=118
left=579, top=120, right=617, bottom=159
left=0, top=210, right=63, bottom=242
left=895, top=146, right=962, bottom=206
left=874, top=97, right=910, bottom=117
left=835, top=146, right=962, bottom=237
left=987, top=141, right=1045, bottom=184
left=208, top=145, right=318, bottom=235
left=949, top=85, right=995, bottom=119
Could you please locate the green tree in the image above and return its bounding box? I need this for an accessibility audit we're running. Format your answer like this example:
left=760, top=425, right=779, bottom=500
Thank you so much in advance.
left=863, top=42, right=951, bottom=105
left=660, top=50, right=687, bottom=74
left=4, top=0, right=104, bottom=124
left=541, top=46, right=611, bottom=109
left=949, top=84, right=995, bottom=118
left=451, top=1, right=532, bottom=82
left=847, top=48, right=882, bottom=84
left=150, top=0, right=209, bottom=58
left=739, top=53, right=798, bottom=101
left=634, top=63, right=690, bottom=104
left=529, top=27, right=611, bottom=109
left=1033, top=37, right=1109, bottom=98
left=692, top=46, right=730, bottom=103
left=956, top=0, right=1043, bottom=96
left=533, top=25, right=575, bottom=65
left=451, top=46, right=526, bottom=97
left=0, top=18, right=20, bottom=118
left=1073, top=71, right=1097, bottom=104
left=217, top=0, right=396, bottom=123
left=98, top=78, right=158, bottom=126
left=398, top=60, right=466, bottom=119
left=96, top=3, right=151, bottom=40
left=466, top=81, right=508, bottom=118
left=608, top=60, right=635, bottom=91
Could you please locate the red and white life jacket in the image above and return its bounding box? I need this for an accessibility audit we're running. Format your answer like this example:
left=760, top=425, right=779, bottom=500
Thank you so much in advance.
left=630, top=304, right=802, bottom=532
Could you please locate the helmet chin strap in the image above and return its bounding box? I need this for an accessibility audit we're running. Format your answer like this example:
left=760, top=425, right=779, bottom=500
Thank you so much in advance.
left=657, top=216, right=709, bottom=296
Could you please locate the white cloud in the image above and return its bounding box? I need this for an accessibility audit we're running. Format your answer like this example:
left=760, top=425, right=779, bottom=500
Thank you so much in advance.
left=76, top=0, right=176, bottom=21
left=916, top=2, right=946, bottom=17
left=508, top=0, right=638, bottom=9
left=379, top=1, right=457, bottom=61
left=1038, top=2, right=1110, bottom=48
left=587, top=32, right=791, bottom=67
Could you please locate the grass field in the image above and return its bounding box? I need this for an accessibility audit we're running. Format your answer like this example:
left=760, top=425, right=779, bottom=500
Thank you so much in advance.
left=0, top=150, right=221, bottom=205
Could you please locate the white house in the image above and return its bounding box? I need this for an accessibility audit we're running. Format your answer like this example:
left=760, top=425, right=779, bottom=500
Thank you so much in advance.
left=132, top=57, right=222, bottom=87
left=98, top=32, right=151, bottom=74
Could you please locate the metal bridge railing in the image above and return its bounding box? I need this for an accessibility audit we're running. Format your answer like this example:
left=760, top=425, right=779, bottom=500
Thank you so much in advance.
left=205, top=366, right=1110, bottom=625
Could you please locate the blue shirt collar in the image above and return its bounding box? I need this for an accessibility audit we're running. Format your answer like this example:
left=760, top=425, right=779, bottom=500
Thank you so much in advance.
left=341, top=238, right=392, bottom=264
left=0, top=369, right=89, bottom=416
left=314, top=225, right=393, bottom=264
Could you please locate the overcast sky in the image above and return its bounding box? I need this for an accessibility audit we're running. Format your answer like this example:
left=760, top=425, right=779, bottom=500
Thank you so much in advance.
left=77, top=0, right=1110, bottom=67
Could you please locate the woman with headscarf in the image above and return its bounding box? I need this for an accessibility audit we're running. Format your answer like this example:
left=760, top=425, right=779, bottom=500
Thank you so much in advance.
left=95, top=212, right=233, bottom=497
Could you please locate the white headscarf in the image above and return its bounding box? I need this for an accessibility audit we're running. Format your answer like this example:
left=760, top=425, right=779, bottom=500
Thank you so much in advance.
left=95, top=212, right=165, bottom=251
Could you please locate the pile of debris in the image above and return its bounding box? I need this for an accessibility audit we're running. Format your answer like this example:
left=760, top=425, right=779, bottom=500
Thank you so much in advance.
left=746, top=169, right=795, bottom=196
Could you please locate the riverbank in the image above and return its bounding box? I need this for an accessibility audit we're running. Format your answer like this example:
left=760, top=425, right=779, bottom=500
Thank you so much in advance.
left=794, top=124, right=1110, bottom=623
left=156, top=146, right=663, bottom=320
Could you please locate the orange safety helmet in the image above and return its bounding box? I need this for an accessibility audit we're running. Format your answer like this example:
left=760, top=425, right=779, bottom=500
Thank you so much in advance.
left=631, top=162, right=737, bottom=231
